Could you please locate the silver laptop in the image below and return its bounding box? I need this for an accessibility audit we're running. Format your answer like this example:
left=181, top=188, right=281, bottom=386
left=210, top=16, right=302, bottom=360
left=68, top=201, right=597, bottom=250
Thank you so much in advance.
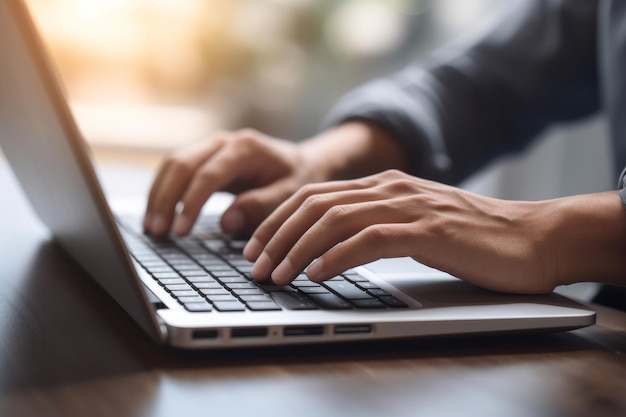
left=0, top=0, right=595, bottom=349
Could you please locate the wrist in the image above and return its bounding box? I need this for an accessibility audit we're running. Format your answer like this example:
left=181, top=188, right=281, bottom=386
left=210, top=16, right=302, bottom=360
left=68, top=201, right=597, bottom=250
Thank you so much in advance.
left=547, top=192, right=626, bottom=287
left=298, top=120, right=410, bottom=182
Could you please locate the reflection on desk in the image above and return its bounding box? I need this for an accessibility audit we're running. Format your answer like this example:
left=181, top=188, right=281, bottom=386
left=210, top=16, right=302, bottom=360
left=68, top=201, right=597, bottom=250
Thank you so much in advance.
left=0, top=162, right=625, bottom=417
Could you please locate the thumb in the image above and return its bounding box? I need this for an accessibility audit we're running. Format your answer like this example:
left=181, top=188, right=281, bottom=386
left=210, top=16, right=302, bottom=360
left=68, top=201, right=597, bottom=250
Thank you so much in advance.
left=220, top=179, right=297, bottom=236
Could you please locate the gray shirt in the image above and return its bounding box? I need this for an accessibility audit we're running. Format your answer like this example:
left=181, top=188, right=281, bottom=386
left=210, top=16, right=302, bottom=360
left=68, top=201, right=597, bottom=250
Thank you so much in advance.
left=324, top=0, right=626, bottom=207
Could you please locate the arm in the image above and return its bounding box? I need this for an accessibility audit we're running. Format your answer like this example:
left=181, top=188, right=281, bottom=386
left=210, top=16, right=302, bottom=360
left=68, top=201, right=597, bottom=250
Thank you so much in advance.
left=323, top=0, right=600, bottom=184
left=244, top=170, right=626, bottom=293
left=146, top=0, right=601, bottom=241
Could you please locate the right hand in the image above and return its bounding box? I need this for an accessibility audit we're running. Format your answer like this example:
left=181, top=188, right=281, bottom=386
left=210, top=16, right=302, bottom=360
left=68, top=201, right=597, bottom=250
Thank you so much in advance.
left=143, top=129, right=323, bottom=237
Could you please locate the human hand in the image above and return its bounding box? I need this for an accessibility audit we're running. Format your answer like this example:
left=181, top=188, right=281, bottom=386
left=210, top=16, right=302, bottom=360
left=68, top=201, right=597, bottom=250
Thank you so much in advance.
left=144, top=129, right=322, bottom=237
left=244, top=169, right=561, bottom=294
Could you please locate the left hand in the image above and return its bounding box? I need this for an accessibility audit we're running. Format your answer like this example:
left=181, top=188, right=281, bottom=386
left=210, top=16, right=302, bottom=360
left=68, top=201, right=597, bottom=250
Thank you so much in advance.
left=243, top=169, right=560, bottom=294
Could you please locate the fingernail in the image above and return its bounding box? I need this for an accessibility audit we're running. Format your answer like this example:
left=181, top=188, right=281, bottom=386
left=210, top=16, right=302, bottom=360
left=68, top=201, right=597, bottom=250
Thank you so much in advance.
left=243, top=238, right=263, bottom=261
left=252, top=252, right=271, bottom=280
left=271, top=259, right=293, bottom=285
left=151, top=214, right=168, bottom=235
left=222, top=209, right=245, bottom=235
left=307, top=259, right=324, bottom=282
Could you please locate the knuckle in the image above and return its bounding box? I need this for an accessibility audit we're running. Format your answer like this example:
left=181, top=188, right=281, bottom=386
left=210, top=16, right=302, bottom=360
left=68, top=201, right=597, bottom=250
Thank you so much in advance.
left=301, top=194, right=327, bottom=213
left=194, top=166, right=217, bottom=184
left=380, top=169, right=405, bottom=180
left=229, top=129, right=269, bottom=156
left=322, top=205, right=349, bottom=225
left=360, top=169, right=407, bottom=189
left=162, top=153, right=193, bottom=175
left=297, top=183, right=321, bottom=199
left=362, top=225, right=387, bottom=243
left=385, top=179, right=417, bottom=194
left=234, top=129, right=263, bottom=146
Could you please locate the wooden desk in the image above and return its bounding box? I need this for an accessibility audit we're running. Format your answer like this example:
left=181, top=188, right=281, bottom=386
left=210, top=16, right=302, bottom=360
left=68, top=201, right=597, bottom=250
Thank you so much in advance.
left=1, top=161, right=625, bottom=417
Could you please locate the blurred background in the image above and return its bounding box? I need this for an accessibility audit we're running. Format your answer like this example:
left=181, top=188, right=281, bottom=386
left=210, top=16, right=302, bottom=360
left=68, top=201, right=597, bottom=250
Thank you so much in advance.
left=26, top=0, right=503, bottom=148
left=25, top=0, right=612, bottom=204
left=21, top=0, right=614, bottom=298
left=25, top=0, right=611, bottom=193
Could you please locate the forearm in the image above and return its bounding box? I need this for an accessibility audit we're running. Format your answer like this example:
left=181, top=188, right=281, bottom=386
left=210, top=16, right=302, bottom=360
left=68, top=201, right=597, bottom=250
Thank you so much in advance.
left=321, top=1, right=599, bottom=184
left=299, top=121, right=410, bottom=182
left=549, top=191, right=626, bottom=287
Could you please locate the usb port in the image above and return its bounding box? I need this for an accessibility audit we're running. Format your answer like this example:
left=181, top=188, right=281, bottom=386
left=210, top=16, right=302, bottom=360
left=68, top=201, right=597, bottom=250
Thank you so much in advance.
left=231, top=327, right=268, bottom=338
left=283, top=326, right=325, bottom=337
left=334, top=325, right=372, bottom=335
left=192, top=329, right=218, bottom=340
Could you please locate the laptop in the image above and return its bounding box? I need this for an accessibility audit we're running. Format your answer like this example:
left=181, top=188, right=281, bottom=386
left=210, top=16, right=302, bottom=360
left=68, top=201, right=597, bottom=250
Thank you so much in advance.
left=0, top=0, right=595, bottom=349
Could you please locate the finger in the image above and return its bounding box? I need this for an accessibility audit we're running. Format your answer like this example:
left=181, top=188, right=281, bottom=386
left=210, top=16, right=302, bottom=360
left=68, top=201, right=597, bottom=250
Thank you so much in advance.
left=221, top=177, right=299, bottom=238
left=249, top=186, right=392, bottom=281
left=247, top=178, right=374, bottom=260
left=172, top=145, right=248, bottom=235
left=145, top=168, right=189, bottom=235
left=144, top=136, right=227, bottom=234
left=269, top=200, right=415, bottom=285
left=306, top=223, right=417, bottom=283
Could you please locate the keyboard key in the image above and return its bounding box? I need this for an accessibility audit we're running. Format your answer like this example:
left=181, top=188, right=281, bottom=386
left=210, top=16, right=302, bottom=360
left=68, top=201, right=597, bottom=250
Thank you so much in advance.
left=157, top=254, right=191, bottom=265
left=210, top=269, right=240, bottom=277
left=224, top=282, right=258, bottom=291
left=270, top=292, right=318, bottom=310
left=179, top=296, right=206, bottom=304
left=290, top=280, right=322, bottom=288
left=350, top=299, right=386, bottom=309
left=343, top=273, right=368, bottom=283
left=245, top=301, right=281, bottom=311
left=298, top=286, right=330, bottom=294
left=216, top=276, right=248, bottom=283
left=171, top=290, right=199, bottom=297
left=158, top=278, right=186, bottom=285
left=196, top=255, right=227, bottom=262
left=146, top=266, right=175, bottom=274
left=152, top=272, right=181, bottom=280
left=238, top=294, right=272, bottom=302
left=166, top=283, right=194, bottom=291
left=367, top=288, right=391, bottom=297
left=326, top=276, right=344, bottom=281
left=323, top=281, right=371, bottom=300
left=379, top=296, right=409, bottom=308
left=192, top=282, right=223, bottom=289
left=231, top=288, right=265, bottom=296
left=205, top=294, right=239, bottom=302
left=355, top=282, right=380, bottom=290
left=307, top=293, right=352, bottom=310
left=213, top=301, right=246, bottom=312
left=258, top=283, right=294, bottom=292
left=141, top=260, right=169, bottom=268
left=229, top=259, right=254, bottom=267
left=180, top=269, right=211, bottom=277
left=184, top=302, right=213, bottom=312
left=186, top=275, right=217, bottom=283
left=199, top=263, right=233, bottom=271
left=199, top=288, right=230, bottom=296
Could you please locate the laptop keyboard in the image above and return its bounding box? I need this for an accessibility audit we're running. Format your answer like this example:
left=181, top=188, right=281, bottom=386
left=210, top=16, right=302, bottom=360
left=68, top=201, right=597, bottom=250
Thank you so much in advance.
left=118, top=216, right=409, bottom=313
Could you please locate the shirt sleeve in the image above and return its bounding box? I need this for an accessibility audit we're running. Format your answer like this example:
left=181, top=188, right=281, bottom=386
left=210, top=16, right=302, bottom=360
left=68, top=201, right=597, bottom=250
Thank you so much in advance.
left=322, top=0, right=600, bottom=184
